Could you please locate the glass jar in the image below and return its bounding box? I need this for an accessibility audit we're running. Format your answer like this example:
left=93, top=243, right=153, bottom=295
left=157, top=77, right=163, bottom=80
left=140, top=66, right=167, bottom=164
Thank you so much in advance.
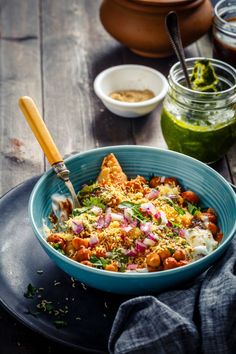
left=161, top=57, right=236, bottom=164
left=212, top=0, right=236, bottom=68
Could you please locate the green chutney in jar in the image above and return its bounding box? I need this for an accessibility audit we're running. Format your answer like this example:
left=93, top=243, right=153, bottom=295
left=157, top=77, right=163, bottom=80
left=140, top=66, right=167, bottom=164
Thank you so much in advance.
left=161, top=107, right=236, bottom=163
left=161, top=58, right=236, bottom=163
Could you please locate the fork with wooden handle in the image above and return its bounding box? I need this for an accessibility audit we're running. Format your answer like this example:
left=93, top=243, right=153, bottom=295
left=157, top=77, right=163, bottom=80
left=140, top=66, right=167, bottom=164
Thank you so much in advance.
left=18, top=96, right=79, bottom=208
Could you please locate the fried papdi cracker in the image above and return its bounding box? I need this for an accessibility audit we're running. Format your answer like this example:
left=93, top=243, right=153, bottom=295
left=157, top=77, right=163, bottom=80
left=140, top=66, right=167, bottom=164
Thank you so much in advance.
left=97, top=153, right=128, bottom=185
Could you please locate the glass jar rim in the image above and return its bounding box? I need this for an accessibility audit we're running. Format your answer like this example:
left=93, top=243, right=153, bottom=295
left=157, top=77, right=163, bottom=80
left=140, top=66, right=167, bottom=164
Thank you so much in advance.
left=214, top=0, right=236, bottom=37
left=169, top=57, right=236, bottom=97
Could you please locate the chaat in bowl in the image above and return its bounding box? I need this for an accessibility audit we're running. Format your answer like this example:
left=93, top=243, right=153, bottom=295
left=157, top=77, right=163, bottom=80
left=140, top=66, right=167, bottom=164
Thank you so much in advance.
left=29, top=146, right=236, bottom=294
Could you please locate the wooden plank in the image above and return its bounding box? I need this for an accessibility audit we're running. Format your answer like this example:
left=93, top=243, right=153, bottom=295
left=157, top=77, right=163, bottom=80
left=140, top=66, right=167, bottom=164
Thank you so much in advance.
left=0, top=0, right=43, bottom=196
left=41, top=0, right=134, bottom=168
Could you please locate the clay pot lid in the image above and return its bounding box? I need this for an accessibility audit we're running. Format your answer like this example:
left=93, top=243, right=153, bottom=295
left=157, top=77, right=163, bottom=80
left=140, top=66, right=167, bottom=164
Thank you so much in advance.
left=131, top=0, right=199, bottom=6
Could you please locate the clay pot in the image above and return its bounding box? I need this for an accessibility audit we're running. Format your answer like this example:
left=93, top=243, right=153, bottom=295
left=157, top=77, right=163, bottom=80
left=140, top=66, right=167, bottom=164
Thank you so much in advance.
left=100, top=0, right=213, bottom=58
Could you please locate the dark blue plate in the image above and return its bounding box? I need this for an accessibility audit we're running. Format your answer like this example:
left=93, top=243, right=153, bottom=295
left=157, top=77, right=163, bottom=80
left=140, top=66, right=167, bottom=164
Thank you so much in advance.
left=0, top=177, right=129, bottom=353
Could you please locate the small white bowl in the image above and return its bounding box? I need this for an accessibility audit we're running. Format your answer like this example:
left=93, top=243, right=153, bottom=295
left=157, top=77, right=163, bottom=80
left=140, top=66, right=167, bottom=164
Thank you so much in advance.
left=93, top=64, right=168, bottom=118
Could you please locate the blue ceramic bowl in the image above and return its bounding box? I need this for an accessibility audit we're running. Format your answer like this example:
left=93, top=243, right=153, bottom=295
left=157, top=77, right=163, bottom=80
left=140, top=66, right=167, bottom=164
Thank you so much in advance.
left=29, top=146, right=236, bottom=295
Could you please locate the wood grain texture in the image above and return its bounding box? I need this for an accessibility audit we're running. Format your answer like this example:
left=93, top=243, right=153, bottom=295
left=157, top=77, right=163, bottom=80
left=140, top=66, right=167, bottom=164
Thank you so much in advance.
left=0, top=1, right=235, bottom=354
left=0, top=0, right=43, bottom=196
left=41, top=0, right=133, bottom=170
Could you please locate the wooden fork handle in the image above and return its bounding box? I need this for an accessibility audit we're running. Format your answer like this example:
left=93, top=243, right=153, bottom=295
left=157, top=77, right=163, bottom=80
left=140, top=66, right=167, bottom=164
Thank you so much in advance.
left=18, top=96, right=63, bottom=165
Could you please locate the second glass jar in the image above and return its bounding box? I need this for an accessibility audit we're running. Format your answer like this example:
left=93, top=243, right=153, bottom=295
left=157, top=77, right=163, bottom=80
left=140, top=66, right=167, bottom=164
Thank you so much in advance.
left=161, top=57, right=236, bottom=164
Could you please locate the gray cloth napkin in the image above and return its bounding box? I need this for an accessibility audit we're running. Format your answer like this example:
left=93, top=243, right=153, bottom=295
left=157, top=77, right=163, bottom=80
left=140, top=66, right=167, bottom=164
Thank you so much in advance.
left=108, top=236, right=236, bottom=354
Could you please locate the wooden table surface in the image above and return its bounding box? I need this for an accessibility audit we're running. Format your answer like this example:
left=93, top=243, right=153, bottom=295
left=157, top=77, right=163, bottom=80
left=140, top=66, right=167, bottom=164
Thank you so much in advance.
left=0, top=1, right=235, bottom=353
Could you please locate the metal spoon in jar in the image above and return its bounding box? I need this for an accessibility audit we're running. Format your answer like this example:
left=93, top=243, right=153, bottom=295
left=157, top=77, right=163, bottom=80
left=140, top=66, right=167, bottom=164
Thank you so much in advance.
left=18, top=96, right=80, bottom=209
left=165, top=11, right=192, bottom=89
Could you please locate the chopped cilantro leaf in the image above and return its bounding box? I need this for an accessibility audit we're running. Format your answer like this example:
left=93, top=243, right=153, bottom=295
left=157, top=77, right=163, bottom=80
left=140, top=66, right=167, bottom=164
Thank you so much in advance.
left=164, top=198, right=185, bottom=215
left=72, top=206, right=90, bottom=216
left=78, top=183, right=100, bottom=196
left=167, top=247, right=175, bottom=254
left=53, top=320, right=68, bottom=328
left=24, top=283, right=37, bottom=299
left=174, top=206, right=185, bottom=215
left=120, top=263, right=126, bottom=272
left=119, top=201, right=149, bottom=222
left=90, top=255, right=109, bottom=268
left=52, top=243, right=65, bottom=254
left=187, top=202, right=200, bottom=215
left=110, top=248, right=128, bottom=264
left=82, top=197, right=105, bottom=210
left=45, top=303, right=54, bottom=312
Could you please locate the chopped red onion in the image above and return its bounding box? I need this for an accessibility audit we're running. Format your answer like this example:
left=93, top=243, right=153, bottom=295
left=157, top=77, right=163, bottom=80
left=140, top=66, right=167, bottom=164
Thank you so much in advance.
left=121, top=225, right=133, bottom=233
left=90, top=206, right=103, bottom=215
left=130, top=219, right=138, bottom=228
left=97, top=215, right=105, bottom=229
left=120, top=234, right=126, bottom=240
left=110, top=212, right=124, bottom=222
left=135, top=241, right=147, bottom=253
left=155, top=210, right=167, bottom=224
left=160, top=176, right=166, bottom=183
left=140, top=202, right=156, bottom=216
left=140, top=222, right=152, bottom=234
left=89, top=234, right=99, bottom=247
left=147, top=233, right=158, bottom=241
left=145, top=189, right=159, bottom=200
left=124, top=208, right=133, bottom=222
left=143, top=238, right=155, bottom=246
left=104, top=213, right=112, bottom=227
left=127, top=264, right=138, bottom=270
left=168, top=194, right=178, bottom=200
left=126, top=249, right=137, bottom=257
left=179, top=229, right=186, bottom=237
left=71, top=220, right=84, bottom=234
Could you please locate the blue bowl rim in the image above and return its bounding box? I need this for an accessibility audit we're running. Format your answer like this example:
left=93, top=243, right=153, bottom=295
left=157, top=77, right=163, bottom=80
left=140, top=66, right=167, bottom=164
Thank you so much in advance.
left=29, top=145, right=236, bottom=279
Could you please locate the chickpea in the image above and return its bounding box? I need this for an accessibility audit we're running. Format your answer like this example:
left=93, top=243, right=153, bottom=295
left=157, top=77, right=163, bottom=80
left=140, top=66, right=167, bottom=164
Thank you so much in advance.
left=47, top=234, right=66, bottom=250
left=126, top=176, right=147, bottom=192
left=158, top=249, right=171, bottom=261
left=73, top=247, right=91, bottom=262
left=164, top=177, right=178, bottom=185
left=177, top=260, right=189, bottom=267
left=146, top=252, right=161, bottom=268
left=181, top=191, right=199, bottom=204
left=206, top=208, right=217, bottom=215
left=80, top=260, right=93, bottom=267
left=149, top=176, right=161, bottom=188
left=72, top=237, right=89, bottom=250
left=207, top=222, right=218, bottom=235
left=173, top=249, right=186, bottom=261
left=201, top=212, right=217, bottom=223
left=105, top=263, right=118, bottom=272
left=147, top=265, right=159, bottom=272
left=150, top=176, right=178, bottom=187
left=215, top=232, right=223, bottom=243
left=47, top=234, right=61, bottom=243
left=163, top=257, right=179, bottom=270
